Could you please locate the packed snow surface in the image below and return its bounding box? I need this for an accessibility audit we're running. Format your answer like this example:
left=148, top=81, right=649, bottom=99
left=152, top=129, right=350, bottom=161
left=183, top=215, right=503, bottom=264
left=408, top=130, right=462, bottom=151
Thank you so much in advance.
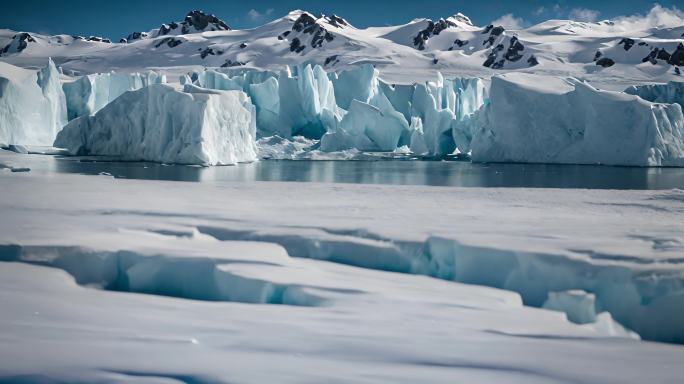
left=54, top=84, right=257, bottom=165
left=1, top=150, right=684, bottom=382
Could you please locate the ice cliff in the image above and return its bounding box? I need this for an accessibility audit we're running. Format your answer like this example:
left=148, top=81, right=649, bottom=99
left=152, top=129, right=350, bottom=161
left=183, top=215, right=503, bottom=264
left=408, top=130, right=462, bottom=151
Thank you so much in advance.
left=63, top=71, right=166, bottom=120
left=468, top=73, right=684, bottom=166
left=54, top=84, right=257, bottom=165
left=0, top=59, right=66, bottom=146
left=625, top=81, right=684, bottom=108
left=192, top=64, right=488, bottom=155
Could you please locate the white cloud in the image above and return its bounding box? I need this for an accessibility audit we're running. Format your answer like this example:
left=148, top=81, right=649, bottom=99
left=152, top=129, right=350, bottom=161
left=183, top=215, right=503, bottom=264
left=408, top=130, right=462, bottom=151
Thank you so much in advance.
left=533, top=7, right=546, bottom=17
left=491, top=13, right=527, bottom=29
left=568, top=8, right=600, bottom=22
left=612, top=4, right=684, bottom=30
left=247, top=8, right=275, bottom=22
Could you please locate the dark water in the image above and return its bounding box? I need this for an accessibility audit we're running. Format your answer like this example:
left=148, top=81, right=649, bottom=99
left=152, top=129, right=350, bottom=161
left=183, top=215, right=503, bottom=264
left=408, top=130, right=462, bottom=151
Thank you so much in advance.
left=36, top=156, right=684, bottom=190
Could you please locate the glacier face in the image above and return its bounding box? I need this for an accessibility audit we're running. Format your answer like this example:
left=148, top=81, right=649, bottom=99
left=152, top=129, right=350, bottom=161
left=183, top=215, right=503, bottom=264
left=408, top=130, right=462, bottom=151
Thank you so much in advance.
left=625, top=81, right=684, bottom=108
left=54, top=84, right=257, bottom=165
left=192, top=64, right=488, bottom=155
left=0, top=59, right=66, bottom=146
left=62, top=71, right=166, bottom=120
left=469, top=73, right=684, bottom=166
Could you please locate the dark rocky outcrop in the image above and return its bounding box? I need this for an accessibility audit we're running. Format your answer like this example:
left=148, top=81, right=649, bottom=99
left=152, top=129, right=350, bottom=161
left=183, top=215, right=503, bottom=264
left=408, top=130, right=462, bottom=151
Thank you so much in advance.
left=199, top=47, right=223, bottom=59
left=87, top=36, right=111, bottom=43
left=412, top=18, right=459, bottom=50
left=324, top=15, right=348, bottom=28
left=504, top=36, right=524, bottom=61
left=453, top=39, right=468, bottom=47
left=181, top=10, right=230, bottom=34
left=527, top=55, right=539, bottom=67
left=221, top=59, right=246, bottom=67
left=324, top=55, right=339, bottom=66
left=289, top=37, right=305, bottom=53
left=292, top=13, right=317, bottom=32
left=669, top=43, right=684, bottom=66
left=618, top=38, right=635, bottom=51
left=483, top=25, right=505, bottom=48
left=154, top=37, right=183, bottom=48
left=123, top=10, right=230, bottom=43
left=596, top=57, right=615, bottom=67
left=0, top=33, right=36, bottom=55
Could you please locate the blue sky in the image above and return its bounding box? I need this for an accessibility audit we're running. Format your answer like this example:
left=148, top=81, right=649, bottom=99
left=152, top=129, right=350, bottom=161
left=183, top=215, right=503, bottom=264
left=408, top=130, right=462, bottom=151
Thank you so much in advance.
left=1, top=1, right=682, bottom=38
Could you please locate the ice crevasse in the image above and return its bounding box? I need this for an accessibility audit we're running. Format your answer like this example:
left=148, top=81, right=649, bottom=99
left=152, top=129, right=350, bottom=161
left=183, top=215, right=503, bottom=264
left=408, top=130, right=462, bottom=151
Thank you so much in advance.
left=54, top=84, right=258, bottom=165
left=0, top=59, right=66, bottom=146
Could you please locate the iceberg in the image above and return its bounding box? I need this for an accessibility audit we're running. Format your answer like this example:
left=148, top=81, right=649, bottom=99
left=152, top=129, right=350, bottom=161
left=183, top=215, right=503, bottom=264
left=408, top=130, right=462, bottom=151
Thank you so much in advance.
left=320, top=98, right=409, bottom=151
left=276, top=65, right=340, bottom=138
left=63, top=71, right=166, bottom=121
left=469, top=73, right=684, bottom=166
left=0, top=59, right=66, bottom=146
left=54, top=84, right=257, bottom=165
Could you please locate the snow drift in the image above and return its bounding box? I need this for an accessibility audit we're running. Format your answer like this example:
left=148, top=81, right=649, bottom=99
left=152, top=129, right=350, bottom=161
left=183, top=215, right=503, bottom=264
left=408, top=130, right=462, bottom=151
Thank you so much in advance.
left=54, top=84, right=257, bottom=165
left=469, top=73, right=684, bottom=166
left=0, top=59, right=66, bottom=146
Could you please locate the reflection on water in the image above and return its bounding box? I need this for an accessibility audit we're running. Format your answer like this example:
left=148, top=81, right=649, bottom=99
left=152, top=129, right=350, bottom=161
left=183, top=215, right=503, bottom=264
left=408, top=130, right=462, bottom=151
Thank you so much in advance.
left=43, top=157, right=684, bottom=190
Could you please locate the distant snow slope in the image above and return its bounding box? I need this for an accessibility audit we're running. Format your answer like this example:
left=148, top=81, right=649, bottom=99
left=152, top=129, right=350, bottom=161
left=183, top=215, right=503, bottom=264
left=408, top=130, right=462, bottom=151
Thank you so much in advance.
left=0, top=9, right=681, bottom=86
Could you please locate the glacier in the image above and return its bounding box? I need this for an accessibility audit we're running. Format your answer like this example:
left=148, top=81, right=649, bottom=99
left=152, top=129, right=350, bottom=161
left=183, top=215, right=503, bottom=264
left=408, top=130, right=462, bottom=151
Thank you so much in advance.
left=191, top=64, right=488, bottom=155
left=62, top=70, right=166, bottom=120
left=469, top=73, right=684, bottom=166
left=1, top=60, right=681, bottom=166
left=0, top=59, right=66, bottom=146
left=625, top=81, right=684, bottom=108
left=54, top=84, right=257, bottom=165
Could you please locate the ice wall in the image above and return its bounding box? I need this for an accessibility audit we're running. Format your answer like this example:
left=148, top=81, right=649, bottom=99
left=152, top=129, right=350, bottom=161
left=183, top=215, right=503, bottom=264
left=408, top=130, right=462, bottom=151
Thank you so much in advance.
left=54, top=84, right=257, bottom=165
left=625, top=81, right=684, bottom=108
left=63, top=71, right=165, bottom=121
left=0, top=59, right=66, bottom=146
left=192, top=64, right=488, bottom=154
left=469, top=73, right=684, bottom=166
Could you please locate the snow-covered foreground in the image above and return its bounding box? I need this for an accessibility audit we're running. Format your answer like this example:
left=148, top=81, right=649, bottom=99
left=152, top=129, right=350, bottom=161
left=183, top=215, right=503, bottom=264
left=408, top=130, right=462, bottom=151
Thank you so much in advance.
left=1, top=150, right=684, bottom=382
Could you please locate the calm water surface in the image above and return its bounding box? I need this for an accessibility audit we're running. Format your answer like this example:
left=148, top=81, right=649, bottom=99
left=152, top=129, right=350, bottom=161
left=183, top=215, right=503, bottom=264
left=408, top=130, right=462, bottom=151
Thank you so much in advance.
left=31, top=156, right=684, bottom=190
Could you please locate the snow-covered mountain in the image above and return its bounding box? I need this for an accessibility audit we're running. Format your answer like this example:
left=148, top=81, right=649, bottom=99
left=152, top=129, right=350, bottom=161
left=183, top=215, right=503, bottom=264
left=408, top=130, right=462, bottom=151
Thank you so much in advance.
left=1, top=9, right=681, bottom=85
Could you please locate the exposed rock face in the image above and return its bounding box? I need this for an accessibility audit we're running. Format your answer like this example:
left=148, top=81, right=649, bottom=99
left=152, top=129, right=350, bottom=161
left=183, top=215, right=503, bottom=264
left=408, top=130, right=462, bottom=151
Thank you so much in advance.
left=154, top=37, right=183, bottom=48
left=181, top=10, right=230, bottom=33
left=287, top=12, right=341, bottom=54
left=670, top=43, right=684, bottom=66
left=413, top=19, right=459, bottom=50
left=596, top=57, right=615, bottom=67
left=482, top=34, right=526, bottom=69
left=0, top=33, right=36, bottom=55
left=123, top=10, right=230, bottom=43
left=482, top=25, right=504, bottom=48
left=221, top=59, right=246, bottom=67
left=618, top=38, right=635, bottom=51
left=86, top=36, right=111, bottom=43
left=504, top=37, right=524, bottom=61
